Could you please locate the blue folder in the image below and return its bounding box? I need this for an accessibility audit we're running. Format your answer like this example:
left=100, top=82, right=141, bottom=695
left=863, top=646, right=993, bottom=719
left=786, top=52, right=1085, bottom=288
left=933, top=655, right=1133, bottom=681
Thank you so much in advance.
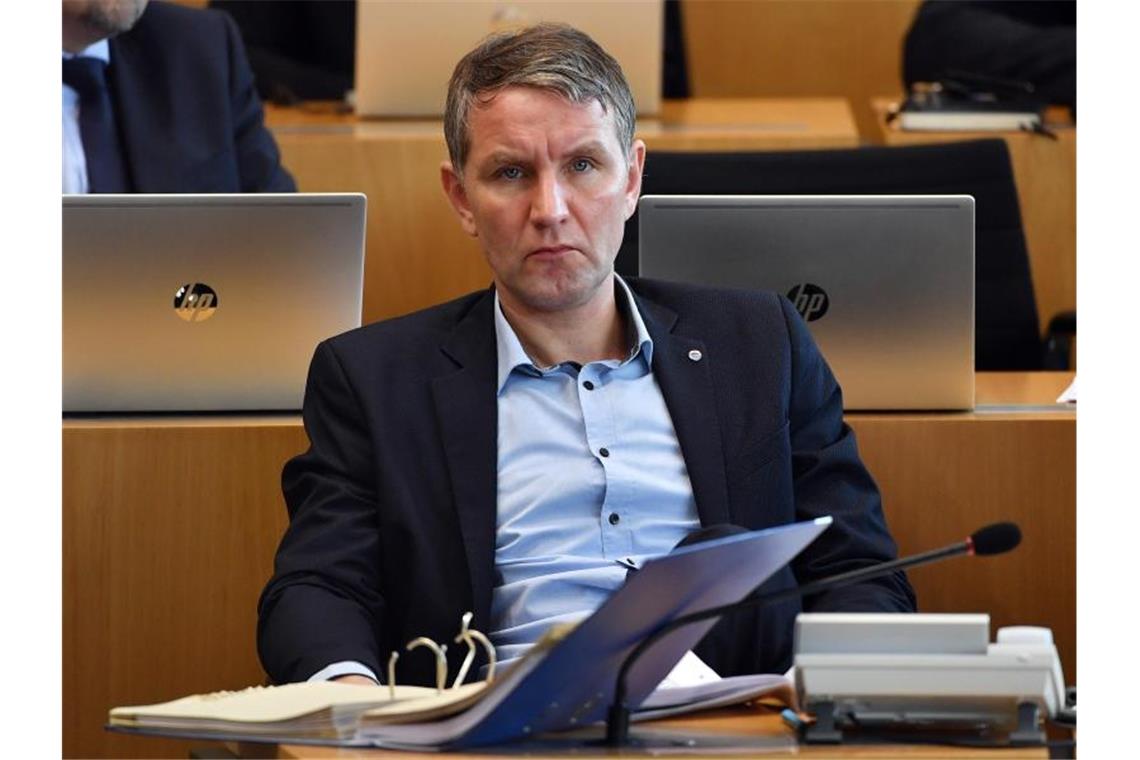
left=364, top=516, right=833, bottom=748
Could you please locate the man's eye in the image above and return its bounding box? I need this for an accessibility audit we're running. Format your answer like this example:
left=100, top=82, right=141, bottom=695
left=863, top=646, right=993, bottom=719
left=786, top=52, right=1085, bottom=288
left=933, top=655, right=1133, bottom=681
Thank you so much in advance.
left=571, top=158, right=594, bottom=172
left=498, top=166, right=523, bottom=180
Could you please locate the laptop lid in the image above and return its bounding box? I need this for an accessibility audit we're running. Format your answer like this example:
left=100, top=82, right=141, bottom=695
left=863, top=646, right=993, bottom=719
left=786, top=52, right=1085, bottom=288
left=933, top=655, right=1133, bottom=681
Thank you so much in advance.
left=63, top=193, right=366, bottom=413
left=637, top=195, right=975, bottom=410
left=354, top=1, right=663, bottom=117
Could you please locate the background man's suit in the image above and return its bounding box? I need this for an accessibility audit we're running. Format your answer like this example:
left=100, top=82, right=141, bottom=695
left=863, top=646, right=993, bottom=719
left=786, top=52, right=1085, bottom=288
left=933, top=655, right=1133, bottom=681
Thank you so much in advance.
left=903, top=0, right=1076, bottom=113
left=104, top=1, right=295, bottom=192
left=258, top=278, right=916, bottom=686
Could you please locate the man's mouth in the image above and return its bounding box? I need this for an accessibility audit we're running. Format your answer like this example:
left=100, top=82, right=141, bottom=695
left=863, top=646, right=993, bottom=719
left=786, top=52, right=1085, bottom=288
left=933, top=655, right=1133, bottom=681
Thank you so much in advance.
left=528, top=245, right=576, bottom=258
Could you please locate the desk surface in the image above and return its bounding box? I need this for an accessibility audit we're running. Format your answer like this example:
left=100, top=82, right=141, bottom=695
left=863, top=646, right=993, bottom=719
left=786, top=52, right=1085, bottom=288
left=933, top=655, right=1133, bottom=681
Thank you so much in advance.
left=267, top=98, right=858, bottom=147
left=974, top=371, right=1073, bottom=408
left=265, top=703, right=1051, bottom=758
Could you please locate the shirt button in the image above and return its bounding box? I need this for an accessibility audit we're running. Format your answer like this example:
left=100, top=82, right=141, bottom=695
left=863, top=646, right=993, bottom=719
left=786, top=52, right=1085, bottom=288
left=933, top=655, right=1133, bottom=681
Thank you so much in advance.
left=599, top=447, right=610, bottom=458
left=609, top=513, right=621, bottom=525
left=583, top=380, right=595, bottom=391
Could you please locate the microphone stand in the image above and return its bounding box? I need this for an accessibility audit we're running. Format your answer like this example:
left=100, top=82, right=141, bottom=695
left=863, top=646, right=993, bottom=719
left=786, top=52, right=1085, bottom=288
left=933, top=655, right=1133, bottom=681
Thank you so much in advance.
left=604, top=539, right=971, bottom=746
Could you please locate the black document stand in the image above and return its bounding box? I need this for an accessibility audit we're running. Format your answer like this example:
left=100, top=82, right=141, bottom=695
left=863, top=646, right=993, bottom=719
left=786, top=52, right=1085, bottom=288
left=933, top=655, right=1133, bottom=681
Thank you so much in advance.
left=803, top=699, right=1047, bottom=747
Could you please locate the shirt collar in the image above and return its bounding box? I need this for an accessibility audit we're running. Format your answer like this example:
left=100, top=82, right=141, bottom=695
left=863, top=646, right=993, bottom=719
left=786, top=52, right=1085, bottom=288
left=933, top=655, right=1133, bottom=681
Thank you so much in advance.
left=616, top=274, right=655, bottom=366
left=63, top=39, right=110, bottom=63
left=493, top=275, right=654, bottom=394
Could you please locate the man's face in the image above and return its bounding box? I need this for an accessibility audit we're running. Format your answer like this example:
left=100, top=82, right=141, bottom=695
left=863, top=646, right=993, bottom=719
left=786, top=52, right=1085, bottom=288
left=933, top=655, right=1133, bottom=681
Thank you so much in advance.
left=62, top=0, right=148, bottom=50
left=442, top=87, right=645, bottom=314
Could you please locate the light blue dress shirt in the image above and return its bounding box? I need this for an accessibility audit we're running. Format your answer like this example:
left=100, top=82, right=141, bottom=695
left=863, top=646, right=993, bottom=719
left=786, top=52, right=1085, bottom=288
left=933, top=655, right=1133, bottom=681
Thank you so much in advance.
left=489, top=276, right=700, bottom=669
left=62, top=39, right=110, bottom=194
left=309, top=276, right=700, bottom=683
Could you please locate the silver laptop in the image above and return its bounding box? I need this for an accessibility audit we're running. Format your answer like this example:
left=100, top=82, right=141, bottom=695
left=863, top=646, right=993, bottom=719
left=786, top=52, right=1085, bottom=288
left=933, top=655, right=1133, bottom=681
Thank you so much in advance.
left=354, top=1, right=663, bottom=117
left=638, top=195, right=975, bottom=410
left=63, top=193, right=366, bottom=412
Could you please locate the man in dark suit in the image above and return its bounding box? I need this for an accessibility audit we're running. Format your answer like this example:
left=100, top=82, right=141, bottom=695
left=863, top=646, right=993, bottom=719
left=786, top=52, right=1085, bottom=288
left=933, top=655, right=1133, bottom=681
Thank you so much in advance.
left=258, top=23, right=914, bottom=689
left=62, top=0, right=295, bottom=193
left=903, top=1, right=1076, bottom=114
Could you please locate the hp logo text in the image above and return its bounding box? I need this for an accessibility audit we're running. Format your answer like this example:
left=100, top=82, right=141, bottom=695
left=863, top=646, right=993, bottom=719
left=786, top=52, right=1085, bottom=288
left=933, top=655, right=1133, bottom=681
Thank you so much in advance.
left=786, top=283, right=830, bottom=322
left=173, top=283, right=219, bottom=323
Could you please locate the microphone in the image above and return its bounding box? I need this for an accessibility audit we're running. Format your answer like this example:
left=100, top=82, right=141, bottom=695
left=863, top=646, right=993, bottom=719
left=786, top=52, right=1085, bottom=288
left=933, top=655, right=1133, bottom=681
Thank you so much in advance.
left=969, top=522, right=1021, bottom=555
left=604, top=521, right=1022, bottom=746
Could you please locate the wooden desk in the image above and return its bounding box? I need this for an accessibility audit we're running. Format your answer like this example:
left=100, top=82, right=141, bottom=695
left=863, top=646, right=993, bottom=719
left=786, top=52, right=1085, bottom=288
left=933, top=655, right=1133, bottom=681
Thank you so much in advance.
left=868, top=98, right=1076, bottom=336
left=267, top=703, right=1050, bottom=758
left=62, top=374, right=1074, bottom=759
left=265, top=99, right=858, bottom=325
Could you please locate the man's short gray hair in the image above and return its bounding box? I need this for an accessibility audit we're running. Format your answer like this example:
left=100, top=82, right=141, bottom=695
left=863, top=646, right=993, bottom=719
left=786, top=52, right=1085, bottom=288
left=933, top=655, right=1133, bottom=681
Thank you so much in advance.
left=443, top=23, right=637, bottom=173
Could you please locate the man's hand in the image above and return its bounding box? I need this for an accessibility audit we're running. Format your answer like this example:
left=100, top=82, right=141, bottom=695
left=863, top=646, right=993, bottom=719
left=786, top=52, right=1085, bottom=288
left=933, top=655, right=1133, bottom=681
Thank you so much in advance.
left=331, top=674, right=379, bottom=686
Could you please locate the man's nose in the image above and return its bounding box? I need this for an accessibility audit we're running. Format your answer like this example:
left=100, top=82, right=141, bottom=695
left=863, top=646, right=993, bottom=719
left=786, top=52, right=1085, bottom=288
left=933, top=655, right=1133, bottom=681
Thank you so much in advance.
left=530, top=174, right=569, bottom=227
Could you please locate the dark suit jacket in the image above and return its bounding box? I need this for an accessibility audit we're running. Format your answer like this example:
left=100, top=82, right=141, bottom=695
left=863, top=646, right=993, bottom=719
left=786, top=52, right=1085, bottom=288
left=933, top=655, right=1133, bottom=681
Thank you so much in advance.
left=106, top=1, right=295, bottom=192
left=258, top=278, right=915, bottom=686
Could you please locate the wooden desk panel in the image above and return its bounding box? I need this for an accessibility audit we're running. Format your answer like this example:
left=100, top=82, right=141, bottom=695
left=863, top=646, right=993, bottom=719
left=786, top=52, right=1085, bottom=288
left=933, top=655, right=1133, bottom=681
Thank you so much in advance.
left=266, top=99, right=857, bottom=325
left=62, top=419, right=307, bottom=760
left=849, top=373, right=1075, bottom=687
left=62, top=375, right=1074, bottom=758
left=869, top=98, right=1077, bottom=336
left=851, top=423, right=1075, bottom=685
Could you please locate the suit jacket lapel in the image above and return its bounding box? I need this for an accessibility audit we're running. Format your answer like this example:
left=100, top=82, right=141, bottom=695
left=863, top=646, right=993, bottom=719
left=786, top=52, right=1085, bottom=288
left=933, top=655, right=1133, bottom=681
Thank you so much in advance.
left=106, top=35, right=148, bottom=192
left=636, top=296, right=733, bottom=527
left=431, top=291, right=499, bottom=630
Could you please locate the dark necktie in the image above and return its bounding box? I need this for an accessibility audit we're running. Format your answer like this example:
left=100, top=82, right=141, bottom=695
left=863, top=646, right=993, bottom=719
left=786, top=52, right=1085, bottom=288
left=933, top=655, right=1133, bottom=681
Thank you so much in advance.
left=62, top=56, right=131, bottom=193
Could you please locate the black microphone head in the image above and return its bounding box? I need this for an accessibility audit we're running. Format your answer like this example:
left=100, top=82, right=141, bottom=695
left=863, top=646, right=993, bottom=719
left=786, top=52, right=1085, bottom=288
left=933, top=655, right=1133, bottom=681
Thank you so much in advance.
left=970, top=522, right=1021, bottom=556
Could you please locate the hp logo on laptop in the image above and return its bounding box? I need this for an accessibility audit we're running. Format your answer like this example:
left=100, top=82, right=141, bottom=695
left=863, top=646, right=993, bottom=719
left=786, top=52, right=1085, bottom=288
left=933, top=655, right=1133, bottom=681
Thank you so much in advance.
left=787, top=283, right=830, bottom=322
left=173, top=283, right=219, bottom=322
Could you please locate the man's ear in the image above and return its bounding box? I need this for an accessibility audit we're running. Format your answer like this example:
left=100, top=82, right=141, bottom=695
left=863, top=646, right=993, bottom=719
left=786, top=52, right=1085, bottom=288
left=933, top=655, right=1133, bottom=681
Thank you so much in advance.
left=622, top=139, right=647, bottom=220
left=440, top=161, right=478, bottom=238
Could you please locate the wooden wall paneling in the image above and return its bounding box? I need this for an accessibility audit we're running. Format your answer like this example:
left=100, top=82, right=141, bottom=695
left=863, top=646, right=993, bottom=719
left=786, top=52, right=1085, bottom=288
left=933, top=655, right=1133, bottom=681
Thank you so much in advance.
left=1015, top=129, right=1077, bottom=331
left=63, top=419, right=307, bottom=759
left=682, top=0, right=922, bottom=140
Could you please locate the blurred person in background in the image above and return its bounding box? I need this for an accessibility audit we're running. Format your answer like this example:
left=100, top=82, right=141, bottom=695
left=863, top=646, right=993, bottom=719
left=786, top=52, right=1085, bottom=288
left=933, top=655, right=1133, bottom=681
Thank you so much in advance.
left=903, top=0, right=1076, bottom=115
left=62, top=0, right=295, bottom=193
